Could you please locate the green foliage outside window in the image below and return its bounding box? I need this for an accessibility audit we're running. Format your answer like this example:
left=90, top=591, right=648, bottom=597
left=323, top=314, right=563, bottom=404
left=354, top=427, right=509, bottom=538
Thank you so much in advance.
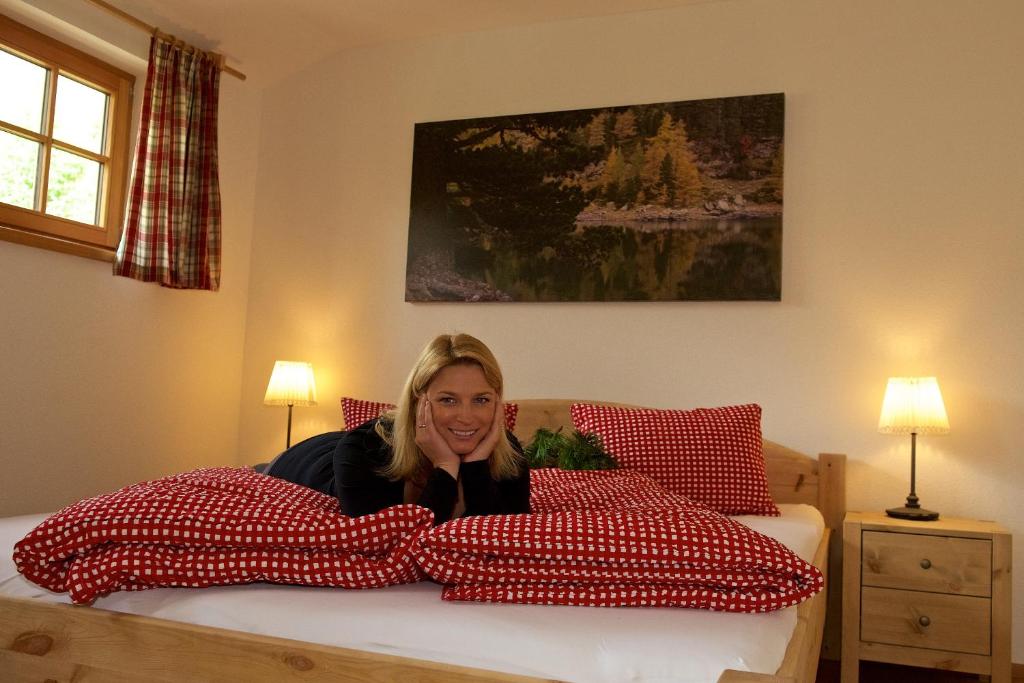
left=1, top=47, right=107, bottom=225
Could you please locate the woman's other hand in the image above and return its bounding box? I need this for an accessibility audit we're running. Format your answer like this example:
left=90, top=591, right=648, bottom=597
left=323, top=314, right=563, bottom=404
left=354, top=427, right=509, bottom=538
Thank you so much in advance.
left=414, top=397, right=461, bottom=479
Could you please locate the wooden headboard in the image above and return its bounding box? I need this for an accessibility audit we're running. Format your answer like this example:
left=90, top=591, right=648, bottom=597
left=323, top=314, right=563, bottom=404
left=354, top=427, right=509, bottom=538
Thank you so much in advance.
left=510, top=399, right=846, bottom=532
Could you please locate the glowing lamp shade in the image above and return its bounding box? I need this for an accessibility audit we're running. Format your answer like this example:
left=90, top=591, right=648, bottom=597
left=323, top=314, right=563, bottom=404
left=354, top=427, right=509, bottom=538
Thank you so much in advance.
left=878, top=377, right=950, bottom=435
left=264, top=361, right=317, bottom=448
left=878, top=377, right=949, bottom=521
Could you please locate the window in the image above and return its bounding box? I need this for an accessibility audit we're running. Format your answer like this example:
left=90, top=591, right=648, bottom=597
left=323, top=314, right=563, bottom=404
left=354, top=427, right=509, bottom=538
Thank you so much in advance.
left=0, top=15, right=134, bottom=261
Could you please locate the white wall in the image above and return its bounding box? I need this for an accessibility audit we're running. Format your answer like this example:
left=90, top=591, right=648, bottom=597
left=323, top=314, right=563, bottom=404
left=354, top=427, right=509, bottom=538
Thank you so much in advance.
left=0, top=1, right=261, bottom=516
left=237, top=0, right=1024, bottom=658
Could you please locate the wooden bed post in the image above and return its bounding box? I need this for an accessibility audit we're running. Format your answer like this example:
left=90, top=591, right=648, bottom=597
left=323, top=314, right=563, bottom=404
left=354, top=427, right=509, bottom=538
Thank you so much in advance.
left=817, top=453, right=847, bottom=662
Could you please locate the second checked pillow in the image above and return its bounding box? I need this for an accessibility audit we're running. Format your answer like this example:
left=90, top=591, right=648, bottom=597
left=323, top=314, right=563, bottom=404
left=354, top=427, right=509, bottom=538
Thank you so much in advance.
left=569, top=403, right=778, bottom=516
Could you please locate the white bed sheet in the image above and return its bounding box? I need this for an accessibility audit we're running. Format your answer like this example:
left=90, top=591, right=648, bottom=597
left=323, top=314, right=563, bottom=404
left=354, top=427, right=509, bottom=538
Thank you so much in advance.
left=0, top=504, right=824, bottom=683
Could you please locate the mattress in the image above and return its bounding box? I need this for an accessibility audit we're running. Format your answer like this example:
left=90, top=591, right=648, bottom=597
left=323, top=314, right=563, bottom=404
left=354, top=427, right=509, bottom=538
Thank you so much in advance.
left=0, top=504, right=824, bottom=683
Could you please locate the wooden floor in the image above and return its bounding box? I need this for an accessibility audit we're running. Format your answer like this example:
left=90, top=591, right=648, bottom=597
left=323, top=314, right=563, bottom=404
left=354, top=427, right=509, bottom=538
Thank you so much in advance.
left=816, top=659, right=1023, bottom=682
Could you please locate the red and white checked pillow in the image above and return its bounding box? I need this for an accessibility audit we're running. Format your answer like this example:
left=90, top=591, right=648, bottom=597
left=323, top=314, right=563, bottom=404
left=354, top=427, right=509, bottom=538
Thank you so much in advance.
left=570, top=403, right=779, bottom=516
left=341, top=397, right=394, bottom=429
left=341, top=396, right=518, bottom=432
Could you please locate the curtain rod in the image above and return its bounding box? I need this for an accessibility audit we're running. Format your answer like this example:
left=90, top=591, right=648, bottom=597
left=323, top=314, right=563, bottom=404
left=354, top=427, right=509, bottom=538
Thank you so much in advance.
left=83, top=0, right=247, bottom=81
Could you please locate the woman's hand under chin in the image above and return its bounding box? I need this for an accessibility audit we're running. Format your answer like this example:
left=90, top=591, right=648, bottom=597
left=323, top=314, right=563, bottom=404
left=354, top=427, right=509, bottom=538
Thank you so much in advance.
left=461, top=399, right=504, bottom=464
left=413, top=397, right=461, bottom=479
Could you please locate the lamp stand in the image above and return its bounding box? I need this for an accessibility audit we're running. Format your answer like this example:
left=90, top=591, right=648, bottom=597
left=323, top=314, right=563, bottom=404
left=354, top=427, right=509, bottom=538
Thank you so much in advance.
left=285, top=403, right=294, bottom=449
left=886, top=432, right=939, bottom=521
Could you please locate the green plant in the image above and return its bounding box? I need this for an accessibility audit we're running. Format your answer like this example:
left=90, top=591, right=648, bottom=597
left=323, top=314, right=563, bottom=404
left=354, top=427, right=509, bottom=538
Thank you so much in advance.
left=524, top=427, right=617, bottom=470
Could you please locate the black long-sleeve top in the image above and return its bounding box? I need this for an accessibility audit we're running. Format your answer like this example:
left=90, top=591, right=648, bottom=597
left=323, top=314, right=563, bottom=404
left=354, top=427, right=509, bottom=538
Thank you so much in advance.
left=265, top=419, right=530, bottom=524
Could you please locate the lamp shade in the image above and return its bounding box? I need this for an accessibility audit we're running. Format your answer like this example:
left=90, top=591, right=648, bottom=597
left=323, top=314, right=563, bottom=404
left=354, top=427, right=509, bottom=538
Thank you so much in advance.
left=263, top=361, right=318, bottom=407
left=877, top=377, right=950, bottom=435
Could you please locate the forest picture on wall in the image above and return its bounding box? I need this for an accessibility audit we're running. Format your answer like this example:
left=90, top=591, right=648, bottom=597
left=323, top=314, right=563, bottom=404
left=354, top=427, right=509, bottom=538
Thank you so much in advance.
left=405, top=93, right=784, bottom=302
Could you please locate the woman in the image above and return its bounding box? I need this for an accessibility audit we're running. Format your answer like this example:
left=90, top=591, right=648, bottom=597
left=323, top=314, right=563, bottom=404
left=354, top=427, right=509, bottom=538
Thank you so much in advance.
left=266, top=333, right=529, bottom=524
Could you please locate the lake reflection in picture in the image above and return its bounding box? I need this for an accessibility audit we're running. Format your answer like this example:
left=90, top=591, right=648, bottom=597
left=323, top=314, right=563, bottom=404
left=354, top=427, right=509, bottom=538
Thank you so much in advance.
left=405, top=93, right=784, bottom=302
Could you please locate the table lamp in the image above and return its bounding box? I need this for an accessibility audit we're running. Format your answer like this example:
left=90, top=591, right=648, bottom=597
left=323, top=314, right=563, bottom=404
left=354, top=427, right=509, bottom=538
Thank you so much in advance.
left=264, top=361, right=318, bottom=449
left=877, top=376, right=949, bottom=521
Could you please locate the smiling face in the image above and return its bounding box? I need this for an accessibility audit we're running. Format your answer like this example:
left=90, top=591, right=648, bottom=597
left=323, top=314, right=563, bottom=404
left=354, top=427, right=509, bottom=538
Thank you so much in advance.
left=425, top=362, right=497, bottom=456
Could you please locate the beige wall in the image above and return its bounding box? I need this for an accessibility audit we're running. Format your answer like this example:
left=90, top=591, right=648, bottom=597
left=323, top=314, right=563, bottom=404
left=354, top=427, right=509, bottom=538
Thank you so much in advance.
left=238, top=0, right=1024, bottom=657
left=0, top=1, right=261, bottom=516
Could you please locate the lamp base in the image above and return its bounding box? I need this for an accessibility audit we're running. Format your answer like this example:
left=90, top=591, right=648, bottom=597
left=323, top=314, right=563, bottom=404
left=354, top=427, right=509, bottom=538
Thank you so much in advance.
left=886, top=505, right=939, bottom=521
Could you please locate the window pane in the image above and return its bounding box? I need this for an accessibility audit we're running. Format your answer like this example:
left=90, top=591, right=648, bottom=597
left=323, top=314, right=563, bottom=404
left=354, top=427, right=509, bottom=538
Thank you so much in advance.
left=53, top=75, right=108, bottom=154
left=0, top=130, right=40, bottom=209
left=0, top=48, right=48, bottom=133
left=46, top=148, right=101, bottom=225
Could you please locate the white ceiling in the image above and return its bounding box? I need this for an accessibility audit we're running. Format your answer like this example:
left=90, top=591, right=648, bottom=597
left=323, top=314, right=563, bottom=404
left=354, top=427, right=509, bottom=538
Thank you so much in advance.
left=81, top=0, right=718, bottom=86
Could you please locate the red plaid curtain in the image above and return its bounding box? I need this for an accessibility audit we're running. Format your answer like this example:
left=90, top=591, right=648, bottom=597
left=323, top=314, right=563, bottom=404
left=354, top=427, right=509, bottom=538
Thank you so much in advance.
left=114, top=35, right=222, bottom=290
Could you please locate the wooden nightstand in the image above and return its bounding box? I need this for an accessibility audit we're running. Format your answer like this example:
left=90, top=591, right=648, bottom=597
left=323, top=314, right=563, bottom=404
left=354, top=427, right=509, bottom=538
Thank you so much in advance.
left=841, top=511, right=1011, bottom=682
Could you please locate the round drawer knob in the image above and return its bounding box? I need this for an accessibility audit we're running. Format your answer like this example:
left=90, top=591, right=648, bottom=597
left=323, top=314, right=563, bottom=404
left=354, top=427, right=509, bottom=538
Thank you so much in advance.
left=919, top=615, right=931, bottom=627
left=920, top=559, right=932, bottom=569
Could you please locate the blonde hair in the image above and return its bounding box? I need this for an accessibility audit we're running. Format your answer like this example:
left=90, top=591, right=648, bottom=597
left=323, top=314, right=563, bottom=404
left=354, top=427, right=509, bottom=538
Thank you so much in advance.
left=377, top=333, right=521, bottom=482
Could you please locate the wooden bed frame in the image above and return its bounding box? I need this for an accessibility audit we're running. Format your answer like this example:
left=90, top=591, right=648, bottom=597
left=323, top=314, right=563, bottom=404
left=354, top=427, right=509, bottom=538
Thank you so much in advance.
left=0, top=399, right=846, bottom=683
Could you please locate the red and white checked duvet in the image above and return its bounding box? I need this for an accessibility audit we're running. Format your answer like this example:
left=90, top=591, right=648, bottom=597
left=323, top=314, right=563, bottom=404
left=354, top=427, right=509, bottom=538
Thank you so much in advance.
left=415, top=469, right=824, bottom=612
left=14, top=468, right=430, bottom=604
left=15, top=467, right=822, bottom=612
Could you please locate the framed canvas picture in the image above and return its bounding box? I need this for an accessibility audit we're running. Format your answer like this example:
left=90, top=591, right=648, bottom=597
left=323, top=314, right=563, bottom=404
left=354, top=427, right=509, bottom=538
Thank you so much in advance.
left=406, top=93, right=783, bottom=302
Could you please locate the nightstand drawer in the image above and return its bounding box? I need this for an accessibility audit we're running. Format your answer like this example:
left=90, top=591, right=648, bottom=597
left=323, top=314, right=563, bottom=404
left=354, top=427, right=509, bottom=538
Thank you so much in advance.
left=861, top=586, right=991, bottom=655
left=862, top=530, right=991, bottom=596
